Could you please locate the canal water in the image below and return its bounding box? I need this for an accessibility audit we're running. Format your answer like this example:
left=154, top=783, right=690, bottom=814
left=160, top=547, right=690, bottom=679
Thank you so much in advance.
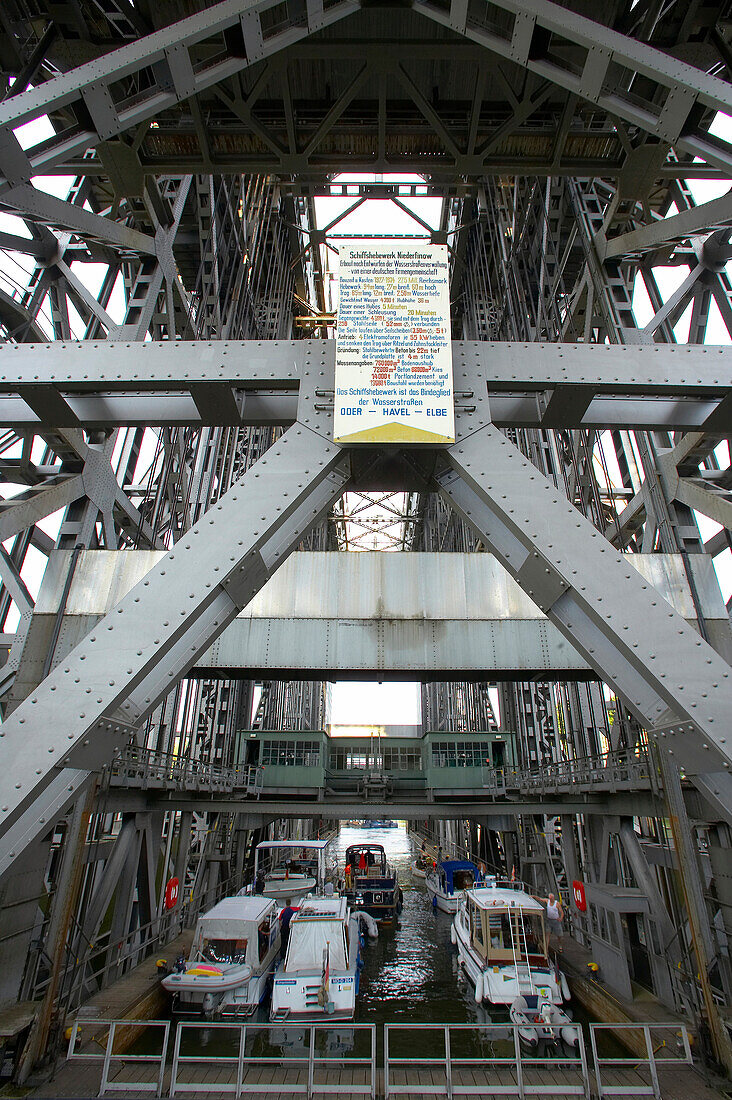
left=169, top=823, right=595, bottom=1068
left=334, top=823, right=484, bottom=1025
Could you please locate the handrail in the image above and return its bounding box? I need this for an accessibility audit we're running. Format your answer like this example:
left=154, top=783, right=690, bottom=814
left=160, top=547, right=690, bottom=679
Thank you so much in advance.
left=482, top=747, right=653, bottom=796
left=384, top=1021, right=590, bottom=1098
left=67, top=1018, right=170, bottom=1097
left=170, top=1021, right=376, bottom=1099
left=108, top=745, right=264, bottom=794
left=589, top=1022, right=692, bottom=1099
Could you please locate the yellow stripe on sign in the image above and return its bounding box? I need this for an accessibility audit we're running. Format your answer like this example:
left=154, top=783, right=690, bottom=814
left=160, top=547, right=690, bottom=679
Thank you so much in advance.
left=334, top=421, right=454, bottom=445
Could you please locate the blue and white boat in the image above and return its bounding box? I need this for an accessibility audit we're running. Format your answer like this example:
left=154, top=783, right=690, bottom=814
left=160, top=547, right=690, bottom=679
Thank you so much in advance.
left=425, top=859, right=483, bottom=913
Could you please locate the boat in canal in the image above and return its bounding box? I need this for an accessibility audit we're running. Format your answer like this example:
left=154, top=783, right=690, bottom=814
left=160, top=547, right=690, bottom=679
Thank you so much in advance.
left=411, top=855, right=429, bottom=879
left=161, top=895, right=280, bottom=1018
left=451, top=882, right=570, bottom=1007
left=425, top=859, right=483, bottom=913
left=270, top=895, right=361, bottom=1021
left=342, top=842, right=403, bottom=923
left=246, top=838, right=335, bottom=903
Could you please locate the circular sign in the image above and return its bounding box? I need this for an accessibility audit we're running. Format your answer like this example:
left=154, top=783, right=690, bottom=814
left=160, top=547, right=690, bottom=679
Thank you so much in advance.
left=572, top=879, right=587, bottom=912
left=164, top=877, right=180, bottom=910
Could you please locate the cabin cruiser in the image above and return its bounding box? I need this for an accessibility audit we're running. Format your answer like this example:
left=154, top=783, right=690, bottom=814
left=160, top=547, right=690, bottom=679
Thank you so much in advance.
left=342, top=843, right=403, bottom=923
left=451, top=882, right=570, bottom=1007
left=162, top=896, right=280, bottom=1017
left=425, top=859, right=482, bottom=913
left=270, top=896, right=361, bottom=1021
left=245, top=838, right=335, bottom=903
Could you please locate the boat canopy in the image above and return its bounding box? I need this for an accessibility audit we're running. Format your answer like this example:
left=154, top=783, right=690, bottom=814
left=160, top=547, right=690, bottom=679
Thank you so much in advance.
left=285, top=897, right=349, bottom=971
left=440, top=860, right=480, bottom=892
left=468, top=885, right=543, bottom=911
left=195, top=896, right=274, bottom=940
left=256, top=839, right=331, bottom=851
left=346, top=844, right=387, bottom=870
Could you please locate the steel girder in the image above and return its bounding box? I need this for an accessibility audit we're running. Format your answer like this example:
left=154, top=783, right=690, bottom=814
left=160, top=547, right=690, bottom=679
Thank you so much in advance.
left=0, top=0, right=730, bottom=193
left=0, top=339, right=731, bottom=432
left=1, top=350, right=732, bottom=873
left=0, top=394, right=351, bottom=866
left=434, top=419, right=732, bottom=780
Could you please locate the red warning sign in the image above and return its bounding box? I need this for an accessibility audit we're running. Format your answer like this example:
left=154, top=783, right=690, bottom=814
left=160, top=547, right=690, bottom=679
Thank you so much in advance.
left=164, top=877, right=180, bottom=910
left=572, top=880, right=587, bottom=912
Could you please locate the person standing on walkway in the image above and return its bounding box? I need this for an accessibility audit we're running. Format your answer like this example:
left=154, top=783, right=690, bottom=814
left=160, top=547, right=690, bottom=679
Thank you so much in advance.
left=537, top=892, right=564, bottom=952
left=279, top=898, right=295, bottom=957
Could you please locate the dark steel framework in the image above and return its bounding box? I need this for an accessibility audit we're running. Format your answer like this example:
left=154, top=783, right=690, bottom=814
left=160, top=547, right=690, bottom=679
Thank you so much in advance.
left=0, top=0, right=732, bottom=1076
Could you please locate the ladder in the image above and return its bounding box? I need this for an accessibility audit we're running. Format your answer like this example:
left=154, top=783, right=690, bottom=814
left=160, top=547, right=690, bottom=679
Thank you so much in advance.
left=511, top=908, right=535, bottom=994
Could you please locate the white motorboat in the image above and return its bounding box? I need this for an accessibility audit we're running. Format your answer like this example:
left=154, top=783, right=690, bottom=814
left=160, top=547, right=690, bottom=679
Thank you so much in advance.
left=162, top=895, right=280, bottom=1017
left=270, top=896, right=362, bottom=1021
left=426, top=860, right=482, bottom=913
left=246, top=838, right=335, bottom=903
left=451, top=882, right=570, bottom=1006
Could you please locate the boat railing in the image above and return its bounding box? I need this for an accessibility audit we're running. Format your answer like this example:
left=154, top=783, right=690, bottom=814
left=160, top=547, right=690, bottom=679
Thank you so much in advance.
left=589, top=1022, right=693, bottom=1099
left=384, top=1021, right=590, bottom=1098
left=170, top=1021, right=376, bottom=1098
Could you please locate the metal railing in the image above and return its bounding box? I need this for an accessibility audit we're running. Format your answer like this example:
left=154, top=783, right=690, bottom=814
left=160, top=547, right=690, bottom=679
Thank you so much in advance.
left=588, top=1022, right=692, bottom=1099
left=170, top=1021, right=376, bottom=1099
left=482, top=747, right=654, bottom=797
left=67, top=1018, right=170, bottom=1097
left=60, top=1018, right=699, bottom=1100
left=109, top=746, right=263, bottom=795
left=384, top=1022, right=590, bottom=1099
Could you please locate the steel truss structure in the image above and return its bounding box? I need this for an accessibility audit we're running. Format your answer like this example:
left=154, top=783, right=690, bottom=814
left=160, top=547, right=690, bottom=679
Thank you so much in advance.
left=2, top=0, right=732, bottom=1077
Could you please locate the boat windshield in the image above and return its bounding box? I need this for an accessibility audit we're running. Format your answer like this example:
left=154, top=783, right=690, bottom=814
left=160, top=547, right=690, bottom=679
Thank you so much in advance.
left=198, top=937, right=248, bottom=965
left=485, top=910, right=547, bottom=960
left=285, top=919, right=348, bottom=972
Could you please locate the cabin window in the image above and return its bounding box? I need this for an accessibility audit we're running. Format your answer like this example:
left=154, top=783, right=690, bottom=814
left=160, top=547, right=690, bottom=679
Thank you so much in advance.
left=431, top=741, right=493, bottom=767
left=200, top=938, right=248, bottom=965
left=262, top=740, right=320, bottom=766
left=384, top=748, right=422, bottom=770
left=469, top=901, right=486, bottom=957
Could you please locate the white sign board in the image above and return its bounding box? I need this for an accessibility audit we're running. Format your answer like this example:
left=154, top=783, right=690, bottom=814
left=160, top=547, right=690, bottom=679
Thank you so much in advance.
left=334, top=243, right=454, bottom=444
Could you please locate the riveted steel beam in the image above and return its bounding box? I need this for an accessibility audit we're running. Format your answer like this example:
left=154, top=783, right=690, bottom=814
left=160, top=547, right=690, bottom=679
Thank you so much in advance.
left=0, top=422, right=351, bottom=866
left=435, top=415, right=732, bottom=785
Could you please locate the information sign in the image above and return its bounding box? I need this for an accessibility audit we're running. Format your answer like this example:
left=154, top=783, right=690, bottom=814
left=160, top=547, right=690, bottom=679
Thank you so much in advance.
left=334, top=243, right=454, bottom=444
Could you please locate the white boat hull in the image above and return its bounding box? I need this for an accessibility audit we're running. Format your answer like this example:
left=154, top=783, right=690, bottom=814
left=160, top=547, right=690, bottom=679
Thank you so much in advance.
left=411, top=861, right=427, bottom=879
left=453, top=912, right=563, bottom=1006
left=425, top=876, right=459, bottom=912
left=270, top=917, right=360, bottom=1022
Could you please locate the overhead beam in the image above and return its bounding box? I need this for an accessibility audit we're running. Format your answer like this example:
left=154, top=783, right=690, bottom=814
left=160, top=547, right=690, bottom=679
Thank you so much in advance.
left=0, top=0, right=359, bottom=191
left=24, top=549, right=726, bottom=682
left=0, top=340, right=730, bottom=431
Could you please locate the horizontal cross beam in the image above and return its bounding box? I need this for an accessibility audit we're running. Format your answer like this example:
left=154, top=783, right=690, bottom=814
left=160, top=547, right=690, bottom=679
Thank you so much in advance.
left=0, top=340, right=730, bottom=431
